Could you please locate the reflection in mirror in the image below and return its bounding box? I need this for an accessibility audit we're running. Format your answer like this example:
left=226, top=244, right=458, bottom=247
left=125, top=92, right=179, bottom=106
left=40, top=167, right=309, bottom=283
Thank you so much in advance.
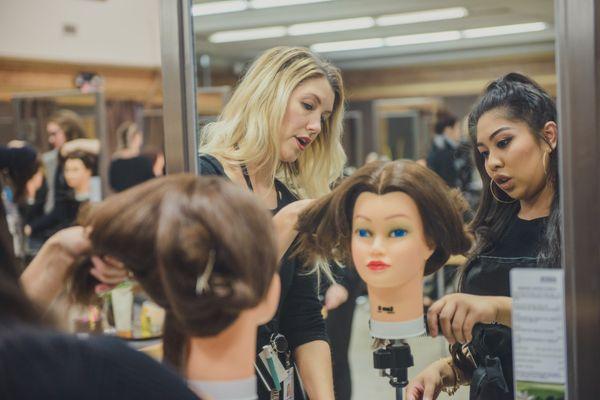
left=188, top=0, right=557, bottom=398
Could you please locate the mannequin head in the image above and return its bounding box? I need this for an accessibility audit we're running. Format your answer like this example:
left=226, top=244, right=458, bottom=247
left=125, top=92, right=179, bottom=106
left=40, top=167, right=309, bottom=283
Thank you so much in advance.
left=351, top=191, right=434, bottom=290
left=64, top=151, right=96, bottom=195
left=71, top=175, right=280, bottom=370
left=297, top=160, right=471, bottom=334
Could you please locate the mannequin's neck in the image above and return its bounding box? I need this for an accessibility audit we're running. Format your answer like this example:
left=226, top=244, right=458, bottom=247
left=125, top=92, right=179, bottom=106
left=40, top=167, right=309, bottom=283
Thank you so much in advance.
left=186, top=314, right=257, bottom=381
left=73, top=180, right=90, bottom=197
left=368, top=275, right=424, bottom=322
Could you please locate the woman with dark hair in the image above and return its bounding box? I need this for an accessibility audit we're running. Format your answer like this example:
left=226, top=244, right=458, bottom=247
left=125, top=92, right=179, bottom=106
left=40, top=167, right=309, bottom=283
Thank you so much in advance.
left=406, top=73, right=560, bottom=400
left=70, top=175, right=281, bottom=400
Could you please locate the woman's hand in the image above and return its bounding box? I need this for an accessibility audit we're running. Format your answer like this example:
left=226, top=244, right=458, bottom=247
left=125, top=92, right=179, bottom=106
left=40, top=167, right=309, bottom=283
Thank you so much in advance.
left=406, top=359, right=450, bottom=400
left=272, top=199, right=314, bottom=260
left=324, top=283, right=348, bottom=310
left=427, top=293, right=512, bottom=344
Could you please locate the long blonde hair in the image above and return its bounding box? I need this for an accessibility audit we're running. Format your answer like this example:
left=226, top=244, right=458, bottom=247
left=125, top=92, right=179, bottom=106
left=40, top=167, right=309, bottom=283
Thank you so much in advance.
left=199, top=46, right=346, bottom=198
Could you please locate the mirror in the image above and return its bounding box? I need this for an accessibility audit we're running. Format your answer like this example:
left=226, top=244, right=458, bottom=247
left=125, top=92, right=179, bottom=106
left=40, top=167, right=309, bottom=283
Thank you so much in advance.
left=187, top=0, right=558, bottom=398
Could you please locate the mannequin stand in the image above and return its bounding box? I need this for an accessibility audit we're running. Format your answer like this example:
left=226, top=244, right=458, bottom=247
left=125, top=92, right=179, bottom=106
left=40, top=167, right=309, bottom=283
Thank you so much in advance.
left=373, top=340, right=414, bottom=400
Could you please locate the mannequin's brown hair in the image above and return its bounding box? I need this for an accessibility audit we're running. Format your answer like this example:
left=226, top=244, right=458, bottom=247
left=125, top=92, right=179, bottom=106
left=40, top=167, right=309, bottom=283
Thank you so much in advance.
left=296, top=160, right=472, bottom=275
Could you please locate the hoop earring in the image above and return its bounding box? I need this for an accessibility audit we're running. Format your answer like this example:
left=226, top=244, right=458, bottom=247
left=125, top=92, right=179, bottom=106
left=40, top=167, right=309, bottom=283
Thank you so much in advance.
left=542, top=151, right=550, bottom=175
left=490, top=181, right=516, bottom=204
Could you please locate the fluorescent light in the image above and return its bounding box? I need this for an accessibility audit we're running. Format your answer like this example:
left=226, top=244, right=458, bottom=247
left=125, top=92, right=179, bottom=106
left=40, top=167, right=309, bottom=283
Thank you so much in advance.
left=311, top=38, right=384, bottom=53
left=191, top=1, right=247, bottom=16
left=251, top=0, right=332, bottom=9
left=462, top=22, right=548, bottom=38
left=385, top=30, right=461, bottom=46
left=209, top=26, right=287, bottom=43
left=288, top=17, right=375, bottom=36
left=376, top=7, right=468, bottom=26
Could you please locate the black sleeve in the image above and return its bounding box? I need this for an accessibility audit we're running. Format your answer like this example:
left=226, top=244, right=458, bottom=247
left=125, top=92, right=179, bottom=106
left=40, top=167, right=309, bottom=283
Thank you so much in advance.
left=0, top=325, right=201, bottom=400
left=28, top=198, right=78, bottom=235
left=278, top=258, right=329, bottom=351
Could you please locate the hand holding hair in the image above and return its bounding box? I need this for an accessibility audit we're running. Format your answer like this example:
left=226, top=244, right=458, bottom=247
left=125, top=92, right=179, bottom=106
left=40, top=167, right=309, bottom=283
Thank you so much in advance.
left=426, top=293, right=512, bottom=344
left=272, top=198, right=314, bottom=261
left=21, top=226, right=92, bottom=308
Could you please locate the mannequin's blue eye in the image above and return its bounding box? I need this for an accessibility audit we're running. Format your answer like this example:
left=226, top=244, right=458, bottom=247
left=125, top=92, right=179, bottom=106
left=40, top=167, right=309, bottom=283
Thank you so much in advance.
left=390, top=229, right=407, bottom=238
left=357, top=229, right=370, bottom=237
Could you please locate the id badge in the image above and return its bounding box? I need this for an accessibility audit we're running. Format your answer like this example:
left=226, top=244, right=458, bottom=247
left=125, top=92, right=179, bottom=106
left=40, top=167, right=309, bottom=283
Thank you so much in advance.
left=282, top=367, right=294, bottom=400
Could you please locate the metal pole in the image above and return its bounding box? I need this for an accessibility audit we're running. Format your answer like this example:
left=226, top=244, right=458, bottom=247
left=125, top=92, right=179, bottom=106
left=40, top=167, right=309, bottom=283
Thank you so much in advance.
left=159, top=0, right=198, bottom=174
left=94, top=90, right=110, bottom=198
left=555, top=0, right=600, bottom=398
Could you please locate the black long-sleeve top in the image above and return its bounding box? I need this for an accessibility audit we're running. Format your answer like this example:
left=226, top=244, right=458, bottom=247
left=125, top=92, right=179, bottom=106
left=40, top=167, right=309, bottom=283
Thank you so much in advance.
left=0, top=321, right=200, bottom=400
left=197, top=154, right=328, bottom=352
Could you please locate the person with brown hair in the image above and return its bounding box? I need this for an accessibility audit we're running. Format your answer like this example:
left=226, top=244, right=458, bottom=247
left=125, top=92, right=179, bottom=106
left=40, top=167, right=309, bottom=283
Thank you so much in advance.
left=71, top=175, right=281, bottom=400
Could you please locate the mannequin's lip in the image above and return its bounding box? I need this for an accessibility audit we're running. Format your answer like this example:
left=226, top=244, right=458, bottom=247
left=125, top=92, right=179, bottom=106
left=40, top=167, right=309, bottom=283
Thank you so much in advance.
left=367, top=261, right=391, bottom=271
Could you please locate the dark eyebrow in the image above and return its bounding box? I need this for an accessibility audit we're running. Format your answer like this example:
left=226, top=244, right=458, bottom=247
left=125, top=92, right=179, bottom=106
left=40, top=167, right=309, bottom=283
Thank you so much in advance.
left=476, top=126, right=512, bottom=146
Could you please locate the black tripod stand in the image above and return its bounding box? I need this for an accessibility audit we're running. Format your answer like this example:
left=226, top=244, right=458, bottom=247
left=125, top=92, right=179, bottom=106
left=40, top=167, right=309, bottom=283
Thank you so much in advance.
left=373, top=340, right=414, bottom=400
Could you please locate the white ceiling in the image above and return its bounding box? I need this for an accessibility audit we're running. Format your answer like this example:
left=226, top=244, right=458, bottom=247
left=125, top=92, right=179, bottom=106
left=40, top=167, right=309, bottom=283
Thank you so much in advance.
left=192, top=0, right=555, bottom=70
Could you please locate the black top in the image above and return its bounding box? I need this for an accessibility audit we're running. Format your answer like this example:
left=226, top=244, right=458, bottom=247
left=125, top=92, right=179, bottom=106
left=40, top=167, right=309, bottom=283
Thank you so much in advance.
left=197, top=154, right=328, bottom=351
left=27, top=196, right=83, bottom=238
left=0, top=321, right=200, bottom=400
left=462, top=216, right=548, bottom=296
left=109, top=156, right=155, bottom=193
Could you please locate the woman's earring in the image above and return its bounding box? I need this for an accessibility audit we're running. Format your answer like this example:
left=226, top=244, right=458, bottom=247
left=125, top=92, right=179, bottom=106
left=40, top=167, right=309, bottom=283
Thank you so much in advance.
left=490, top=181, right=516, bottom=204
left=542, top=151, right=550, bottom=175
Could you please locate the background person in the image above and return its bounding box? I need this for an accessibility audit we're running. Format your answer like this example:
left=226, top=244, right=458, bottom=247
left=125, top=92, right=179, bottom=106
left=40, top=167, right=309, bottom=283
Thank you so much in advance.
left=109, top=121, right=155, bottom=192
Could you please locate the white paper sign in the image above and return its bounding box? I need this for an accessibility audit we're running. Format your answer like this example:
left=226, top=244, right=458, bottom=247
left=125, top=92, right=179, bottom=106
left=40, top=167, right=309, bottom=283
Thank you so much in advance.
left=510, top=268, right=567, bottom=391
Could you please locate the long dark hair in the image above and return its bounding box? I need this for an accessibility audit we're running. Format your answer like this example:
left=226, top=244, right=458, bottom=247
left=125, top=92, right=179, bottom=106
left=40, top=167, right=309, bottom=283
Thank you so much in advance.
left=461, top=72, right=561, bottom=289
left=296, top=160, right=472, bottom=276
left=70, top=175, right=278, bottom=372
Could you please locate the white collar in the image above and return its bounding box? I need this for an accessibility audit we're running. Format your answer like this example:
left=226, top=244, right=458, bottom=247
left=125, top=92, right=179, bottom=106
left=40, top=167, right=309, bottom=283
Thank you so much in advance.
left=369, top=316, right=426, bottom=340
left=188, top=376, right=257, bottom=400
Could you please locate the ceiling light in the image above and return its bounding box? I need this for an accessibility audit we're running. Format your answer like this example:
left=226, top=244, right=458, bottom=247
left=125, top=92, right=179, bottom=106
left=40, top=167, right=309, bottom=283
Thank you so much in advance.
left=209, top=26, right=287, bottom=43
left=191, top=1, right=247, bottom=16
left=311, top=38, right=384, bottom=53
left=462, top=22, right=548, bottom=38
left=288, top=17, right=375, bottom=36
left=385, top=31, right=461, bottom=47
left=250, top=0, right=332, bottom=8
left=376, top=7, right=468, bottom=27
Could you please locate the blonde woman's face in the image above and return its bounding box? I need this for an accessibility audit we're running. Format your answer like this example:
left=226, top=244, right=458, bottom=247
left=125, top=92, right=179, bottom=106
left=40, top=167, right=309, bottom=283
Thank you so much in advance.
left=47, top=122, right=67, bottom=149
left=279, top=77, right=334, bottom=163
left=351, top=192, right=434, bottom=289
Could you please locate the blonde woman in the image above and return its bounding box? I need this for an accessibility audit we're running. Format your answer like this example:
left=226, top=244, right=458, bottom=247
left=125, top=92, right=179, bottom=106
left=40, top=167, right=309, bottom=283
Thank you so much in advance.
left=198, top=46, right=345, bottom=400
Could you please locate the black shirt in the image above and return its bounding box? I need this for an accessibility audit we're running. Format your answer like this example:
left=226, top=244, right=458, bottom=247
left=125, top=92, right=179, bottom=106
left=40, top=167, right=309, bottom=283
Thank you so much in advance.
left=462, top=216, right=548, bottom=296
left=109, top=156, right=155, bottom=193
left=0, top=321, right=200, bottom=400
left=197, top=154, right=328, bottom=351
